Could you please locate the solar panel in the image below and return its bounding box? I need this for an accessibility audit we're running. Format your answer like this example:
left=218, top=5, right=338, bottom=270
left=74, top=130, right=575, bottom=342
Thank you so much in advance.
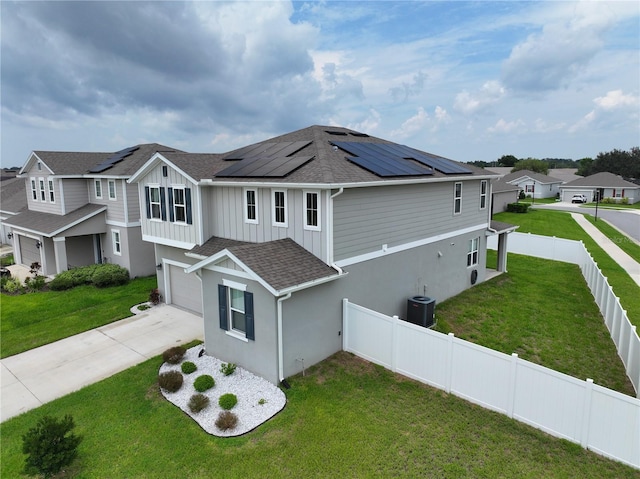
left=89, top=146, right=140, bottom=173
left=347, top=156, right=431, bottom=177
left=216, top=156, right=313, bottom=178
left=225, top=141, right=311, bottom=161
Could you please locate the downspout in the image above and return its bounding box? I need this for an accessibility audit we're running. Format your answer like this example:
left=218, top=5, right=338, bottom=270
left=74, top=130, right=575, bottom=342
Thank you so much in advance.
left=277, top=292, right=292, bottom=388
left=329, top=188, right=344, bottom=273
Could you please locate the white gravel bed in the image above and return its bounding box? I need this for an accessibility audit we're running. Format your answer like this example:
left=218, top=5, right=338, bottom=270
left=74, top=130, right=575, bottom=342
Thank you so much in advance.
left=159, top=346, right=286, bottom=437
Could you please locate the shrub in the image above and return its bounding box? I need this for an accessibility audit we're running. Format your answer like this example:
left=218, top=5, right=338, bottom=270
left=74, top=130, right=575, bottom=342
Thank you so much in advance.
left=188, top=393, right=210, bottom=413
left=193, top=375, right=215, bottom=392
left=181, top=361, right=197, bottom=374
left=518, top=190, right=526, bottom=200
left=506, top=202, right=530, bottom=213
left=3, top=277, right=23, bottom=293
left=158, top=370, right=183, bottom=393
left=24, top=275, right=46, bottom=292
left=149, top=288, right=162, bottom=305
left=218, top=393, right=238, bottom=410
left=258, top=398, right=267, bottom=405
left=22, top=414, right=82, bottom=478
left=215, top=411, right=238, bottom=431
left=92, top=264, right=129, bottom=288
left=162, top=346, right=186, bottom=364
left=49, top=275, right=75, bottom=291
left=220, top=362, right=237, bottom=376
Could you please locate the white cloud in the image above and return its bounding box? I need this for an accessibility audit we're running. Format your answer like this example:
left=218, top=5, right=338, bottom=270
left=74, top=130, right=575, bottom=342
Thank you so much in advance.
left=454, top=81, right=505, bottom=115
left=593, top=90, right=639, bottom=110
left=568, top=110, right=596, bottom=133
left=390, top=106, right=451, bottom=139
left=487, top=118, right=526, bottom=134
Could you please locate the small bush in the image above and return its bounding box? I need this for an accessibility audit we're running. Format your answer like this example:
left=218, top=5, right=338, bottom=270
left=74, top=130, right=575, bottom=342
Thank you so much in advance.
left=92, top=264, right=129, bottom=288
left=162, top=346, right=186, bottom=364
left=220, top=362, right=237, bottom=376
left=181, top=361, right=197, bottom=374
left=218, top=393, right=238, bottom=410
left=49, top=275, right=75, bottom=291
left=158, top=370, right=183, bottom=393
left=22, top=414, right=82, bottom=478
left=506, top=202, right=530, bottom=213
left=215, top=411, right=238, bottom=431
left=188, top=393, right=210, bottom=413
left=258, top=398, right=267, bottom=405
left=149, top=288, right=162, bottom=305
left=3, top=277, right=23, bottom=293
left=24, top=275, right=46, bottom=292
left=193, top=375, right=215, bottom=392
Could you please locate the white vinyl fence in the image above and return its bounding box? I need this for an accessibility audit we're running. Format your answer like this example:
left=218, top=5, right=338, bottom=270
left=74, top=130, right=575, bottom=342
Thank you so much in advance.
left=488, top=232, right=639, bottom=396
left=342, top=299, right=640, bottom=470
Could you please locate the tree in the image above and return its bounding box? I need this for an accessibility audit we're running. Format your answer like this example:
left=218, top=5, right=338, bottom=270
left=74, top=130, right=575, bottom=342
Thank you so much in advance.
left=498, top=154, right=518, bottom=167
left=577, top=157, right=593, bottom=177
left=592, top=148, right=640, bottom=179
left=511, top=158, right=549, bottom=175
left=22, top=415, right=82, bottom=478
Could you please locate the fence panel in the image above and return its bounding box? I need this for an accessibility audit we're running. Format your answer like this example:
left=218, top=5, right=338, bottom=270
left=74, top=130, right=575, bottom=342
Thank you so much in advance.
left=394, top=322, right=450, bottom=389
left=343, top=301, right=394, bottom=368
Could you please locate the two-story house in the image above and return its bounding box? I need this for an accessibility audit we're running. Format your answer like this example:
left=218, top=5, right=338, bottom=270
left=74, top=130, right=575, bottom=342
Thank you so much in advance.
left=4, top=144, right=179, bottom=278
left=129, top=126, right=510, bottom=385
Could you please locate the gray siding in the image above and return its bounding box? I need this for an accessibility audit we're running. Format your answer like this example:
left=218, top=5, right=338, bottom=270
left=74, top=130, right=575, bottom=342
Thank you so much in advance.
left=25, top=175, right=64, bottom=215
left=66, top=236, right=95, bottom=269
left=104, top=226, right=155, bottom=277
left=126, top=183, right=141, bottom=221
left=60, top=179, right=89, bottom=213
left=104, top=179, right=126, bottom=223
left=333, top=180, right=488, bottom=261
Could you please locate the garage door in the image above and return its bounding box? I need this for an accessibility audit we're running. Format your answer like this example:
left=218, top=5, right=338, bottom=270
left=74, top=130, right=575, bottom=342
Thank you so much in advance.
left=19, top=236, right=40, bottom=266
left=168, top=264, right=203, bottom=315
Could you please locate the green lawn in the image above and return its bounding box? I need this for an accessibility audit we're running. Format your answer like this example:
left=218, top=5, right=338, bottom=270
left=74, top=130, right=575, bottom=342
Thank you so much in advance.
left=1, top=351, right=638, bottom=479
left=0, top=276, right=157, bottom=358
left=494, top=209, right=640, bottom=328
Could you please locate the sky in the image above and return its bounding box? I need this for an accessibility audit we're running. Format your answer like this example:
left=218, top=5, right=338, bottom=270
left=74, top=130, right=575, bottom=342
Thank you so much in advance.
left=1, top=1, right=639, bottom=168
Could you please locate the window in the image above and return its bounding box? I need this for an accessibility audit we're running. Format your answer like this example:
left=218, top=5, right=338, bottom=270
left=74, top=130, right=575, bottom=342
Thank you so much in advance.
left=467, top=237, right=479, bottom=267
left=272, top=190, right=287, bottom=227
left=37, top=161, right=42, bottom=171
left=454, top=182, right=462, bottom=214
left=218, top=283, right=255, bottom=340
left=31, top=179, right=37, bottom=200
left=244, top=189, right=258, bottom=224
left=108, top=180, right=117, bottom=200
left=112, top=230, right=121, bottom=256
left=148, top=186, right=162, bottom=220
left=48, top=179, right=55, bottom=203
left=304, top=191, right=320, bottom=230
left=525, top=184, right=534, bottom=193
left=480, top=180, right=487, bottom=210
left=39, top=179, right=46, bottom=201
left=95, top=180, right=103, bottom=199
left=172, top=188, right=186, bottom=223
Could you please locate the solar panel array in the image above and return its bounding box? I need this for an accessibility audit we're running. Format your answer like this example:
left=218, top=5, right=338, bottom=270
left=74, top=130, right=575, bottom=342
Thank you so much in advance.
left=216, top=155, right=314, bottom=178
left=332, top=141, right=471, bottom=177
left=89, top=146, right=140, bottom=173
left=224, top=141, right=311, bottom=161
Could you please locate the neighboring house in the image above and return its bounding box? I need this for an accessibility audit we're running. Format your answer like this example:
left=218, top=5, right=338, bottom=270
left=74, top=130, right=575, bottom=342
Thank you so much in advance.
left=128, top=125, right=513, bottom=386
left=3, top=144, right=179, bottom=277
left=546, top=168, right=581, bottom=184
left=0, top=177, right=28, bottom=245
left=498, top=170, right=563, bottom=200
left=491, top=179, right=520, bottom=214
left=559, top=172, right=640, bottom=204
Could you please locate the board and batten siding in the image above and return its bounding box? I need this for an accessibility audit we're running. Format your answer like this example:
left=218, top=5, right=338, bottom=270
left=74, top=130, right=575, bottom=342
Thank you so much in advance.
left=207, top=186, right=327, bottom=261
left=333, top=180, right=488, bottom=262
left=139, top=165, right=199, bottom=246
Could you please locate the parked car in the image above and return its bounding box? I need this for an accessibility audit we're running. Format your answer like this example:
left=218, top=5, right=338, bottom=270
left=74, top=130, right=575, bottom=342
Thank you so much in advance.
left=571, top=194, right=588, bottom=204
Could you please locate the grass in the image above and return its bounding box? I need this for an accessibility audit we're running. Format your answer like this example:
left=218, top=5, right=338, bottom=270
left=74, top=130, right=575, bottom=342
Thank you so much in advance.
left=0, top=276, right=157, bottom=358
left=1, top=253, right=14, bottom=267
left=494, top=209, right=640, bottom=328
left=435, top=251, right=635, bottom=396
left=584, top=214, right=640, bottom=263
left=1, top=352, right=638, bottom=478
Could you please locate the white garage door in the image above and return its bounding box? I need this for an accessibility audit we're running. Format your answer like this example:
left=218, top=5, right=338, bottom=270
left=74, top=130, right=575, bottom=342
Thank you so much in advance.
left=19, top=236, right=40, bottom=266
left=168, top=264, right=202, bottom=315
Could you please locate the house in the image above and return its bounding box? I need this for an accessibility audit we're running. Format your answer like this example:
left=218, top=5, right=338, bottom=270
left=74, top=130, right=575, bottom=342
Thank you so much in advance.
left=559, top=172, right=640, bottom=204
left=128, top=126, right=513, bottom=385
left=497, top=169, right=563, bottom=200
left=490, top=179, right=520, bottom=214
left=3, top=144, right=180, bottom=277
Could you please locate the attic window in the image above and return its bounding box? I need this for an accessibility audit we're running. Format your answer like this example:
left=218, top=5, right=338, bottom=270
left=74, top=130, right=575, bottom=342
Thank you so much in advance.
left=37, top=162, right=42, bottom=171
left=162, top=166, right=168, bottom=177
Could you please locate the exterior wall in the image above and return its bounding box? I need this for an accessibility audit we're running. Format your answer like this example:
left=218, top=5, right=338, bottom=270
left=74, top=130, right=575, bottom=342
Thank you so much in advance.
left=333, top=180, right=488, bottom=262
left=153, top=243, right=199, bottom=300
left=208, top=186, right=327, bottom=261
left=65, top=236, right=95, bottom=269
left=492, top=190, right=519, bottom=214
left=104, top=179, right=127, bottom=223
left=104, top=226, right=155, bottom=277
left=25, top=175, right=64, bottom=215
left=510, top=179, right=559, bottom=199
left=60, top=179, right=89, bottom=213
left=125, top=182, right=142, bottom=221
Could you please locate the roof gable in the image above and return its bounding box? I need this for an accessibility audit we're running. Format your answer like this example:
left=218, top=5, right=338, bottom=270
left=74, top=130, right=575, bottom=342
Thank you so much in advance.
left=562, top=171, right=639, bottom=188
left=502, top=169, right=562, bottom=185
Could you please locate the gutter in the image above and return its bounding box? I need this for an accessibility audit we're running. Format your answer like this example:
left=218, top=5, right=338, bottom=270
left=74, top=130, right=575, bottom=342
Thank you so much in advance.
left=277, top=293, right=292, bottom=387
left=328, top=187, right=344, bottom=273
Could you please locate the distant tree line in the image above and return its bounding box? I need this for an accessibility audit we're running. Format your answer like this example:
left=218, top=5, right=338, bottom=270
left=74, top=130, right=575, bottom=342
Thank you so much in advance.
left=469, top=147, right=639, bottom=180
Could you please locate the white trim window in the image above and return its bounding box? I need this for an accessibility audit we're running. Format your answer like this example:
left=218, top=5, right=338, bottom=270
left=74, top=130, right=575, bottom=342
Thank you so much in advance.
left=304, top=190, right=320, bottom=231
left=219, top=279, right=255, bottom=341
left=172, top=187, right=187, bottom=223
left=48, top=178, right=55, bottom=203
left=272, top=189, right=287, bottom=227
left=95, top=179, right=103, bottom=199
left=112, top=229, right=122, bottom=256
left=149, top=186, right=162, bottom=220
left=454, top=182, right=462, bottom=215
left=30, top=179, right=37, bottom=200
left=525, top=184, right=534, bottom=193
left=244, top=188, right=258, bottom=224
left=467, top=237, right=479, bottom=267
left=479, top=180, right=487, bottom=210
left=39, top=178, right=46, bottom=201
left=108, top=180, right=117, bottom=200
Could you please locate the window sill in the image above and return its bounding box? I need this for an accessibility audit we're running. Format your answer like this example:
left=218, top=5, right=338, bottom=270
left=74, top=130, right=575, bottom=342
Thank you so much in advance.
left=225, top=330, right=248, bottom=342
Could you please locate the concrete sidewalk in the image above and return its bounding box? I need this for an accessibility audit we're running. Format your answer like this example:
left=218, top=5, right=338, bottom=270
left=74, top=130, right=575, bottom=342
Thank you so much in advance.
left=0, top=304, right=203, bottom=422
left=571, top=213, right=640, bottom=287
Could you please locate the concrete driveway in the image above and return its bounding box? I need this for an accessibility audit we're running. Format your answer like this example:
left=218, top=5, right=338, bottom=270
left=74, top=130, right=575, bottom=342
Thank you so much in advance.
left=1, top=304, right=203, bottom=422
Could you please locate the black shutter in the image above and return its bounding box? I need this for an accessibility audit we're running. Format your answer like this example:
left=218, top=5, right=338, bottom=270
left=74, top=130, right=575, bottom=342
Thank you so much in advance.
left=245, top=291, right=254, bottom=340
left=218, top=285, right=228, bottom=330
left=168, top=188, right=175, bottom=222
left=185, top=188, right=193, bottom=225
left=160, top=187, right=167, bottom=221
left=144, top=186, right=151, bottom=219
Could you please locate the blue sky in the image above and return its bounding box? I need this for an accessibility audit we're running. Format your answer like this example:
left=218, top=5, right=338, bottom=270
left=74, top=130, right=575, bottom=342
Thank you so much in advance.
left=1, top=1, right=638, bottom=168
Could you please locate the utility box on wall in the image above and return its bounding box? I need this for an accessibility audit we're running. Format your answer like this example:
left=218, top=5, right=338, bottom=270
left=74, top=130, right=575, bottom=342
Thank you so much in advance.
left=406, top=296, right=435, bottom=328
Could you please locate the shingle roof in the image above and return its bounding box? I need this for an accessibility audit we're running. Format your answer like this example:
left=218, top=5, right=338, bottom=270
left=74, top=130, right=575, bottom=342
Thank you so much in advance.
left=0, top=178, right=28, bottom=214
left=3, top=204, right=106, bottom=236
left=189, top=236, right=251, bottom=257
left=490, top=221, right=518, bottom=234
left=491, top=179, right=520, bottom=193
left=501, top=169, right=563, bottom=184
left=561, top=172, right=639, bottom=188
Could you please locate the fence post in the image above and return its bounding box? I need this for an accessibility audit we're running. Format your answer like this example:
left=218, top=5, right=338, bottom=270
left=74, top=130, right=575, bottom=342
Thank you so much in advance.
left=506, top=353, right=518, bottom=419
left=580, top=378, right=594, bottom=448
left=391, top=315, right=399, bottom=372
left=445, top=333, right=455, bottom=394
left=342, top=298, right=349, bottom=352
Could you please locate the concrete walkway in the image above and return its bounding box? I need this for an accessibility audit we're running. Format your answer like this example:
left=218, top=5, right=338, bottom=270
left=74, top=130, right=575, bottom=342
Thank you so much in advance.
left=571, top=213, right=640, bottom=287
left=0, top=304, right=203, bottom=422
